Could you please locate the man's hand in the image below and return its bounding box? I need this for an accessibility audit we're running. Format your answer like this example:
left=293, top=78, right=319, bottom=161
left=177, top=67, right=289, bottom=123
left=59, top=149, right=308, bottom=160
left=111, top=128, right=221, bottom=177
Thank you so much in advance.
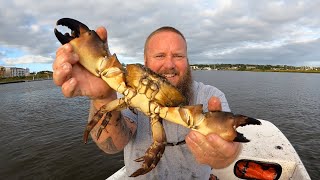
left=53, top=27, right=115, bottom=109
left=185, top=96, right=241, bottom=169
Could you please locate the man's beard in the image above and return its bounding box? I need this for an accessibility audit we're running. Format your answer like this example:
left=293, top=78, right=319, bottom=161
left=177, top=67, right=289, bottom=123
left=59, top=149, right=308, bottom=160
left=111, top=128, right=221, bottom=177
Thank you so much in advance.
left=158, top=66, right=193, bottom=105
left=175, top=66, right=193, bottom=105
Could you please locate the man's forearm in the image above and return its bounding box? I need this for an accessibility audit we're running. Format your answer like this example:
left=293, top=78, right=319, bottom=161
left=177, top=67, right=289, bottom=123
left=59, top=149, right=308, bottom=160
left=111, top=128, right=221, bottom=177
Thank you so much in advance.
left=88, top=100, right=136, bottom=154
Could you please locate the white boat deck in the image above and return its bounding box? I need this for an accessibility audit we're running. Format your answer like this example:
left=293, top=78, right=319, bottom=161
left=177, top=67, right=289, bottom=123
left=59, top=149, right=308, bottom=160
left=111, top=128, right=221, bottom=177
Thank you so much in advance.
left=213, top=120, right=310, bottom=180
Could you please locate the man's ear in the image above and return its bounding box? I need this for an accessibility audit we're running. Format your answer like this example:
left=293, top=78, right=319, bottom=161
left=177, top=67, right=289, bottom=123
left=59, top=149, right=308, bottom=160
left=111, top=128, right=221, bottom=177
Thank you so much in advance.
left=144, top=55, right=148, bottom=66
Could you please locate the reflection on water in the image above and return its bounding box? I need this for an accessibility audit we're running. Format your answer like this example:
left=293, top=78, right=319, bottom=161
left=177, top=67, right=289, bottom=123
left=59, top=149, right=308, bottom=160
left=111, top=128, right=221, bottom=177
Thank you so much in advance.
left=0, top=71, right=319, bottom=179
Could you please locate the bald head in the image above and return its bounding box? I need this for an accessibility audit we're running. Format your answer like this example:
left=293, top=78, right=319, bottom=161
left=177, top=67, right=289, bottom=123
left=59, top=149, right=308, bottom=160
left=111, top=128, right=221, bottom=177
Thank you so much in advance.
left=144, top=26, right=187, bottom=61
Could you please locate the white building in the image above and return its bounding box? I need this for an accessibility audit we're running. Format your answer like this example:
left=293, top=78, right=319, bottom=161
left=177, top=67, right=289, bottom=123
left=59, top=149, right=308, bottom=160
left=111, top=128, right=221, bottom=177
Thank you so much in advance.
left=0, top=66, right=5, bottom=77
left=4, top=67, right=30, bottom=77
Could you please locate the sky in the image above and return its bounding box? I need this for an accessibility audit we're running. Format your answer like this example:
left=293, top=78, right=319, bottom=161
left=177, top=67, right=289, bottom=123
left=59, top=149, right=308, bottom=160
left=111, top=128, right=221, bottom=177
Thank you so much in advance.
left=0, top=0, right=320, bottom=72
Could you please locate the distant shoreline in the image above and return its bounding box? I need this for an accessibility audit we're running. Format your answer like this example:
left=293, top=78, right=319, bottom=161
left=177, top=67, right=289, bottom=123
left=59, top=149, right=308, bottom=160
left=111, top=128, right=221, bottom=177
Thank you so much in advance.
left=191, top=64, right=320, bottom=73
left=191, top=69, right=320, bottom=73
left=0, top=79, right=52, bottom=85
left=0, top=80, right=26, bottom=85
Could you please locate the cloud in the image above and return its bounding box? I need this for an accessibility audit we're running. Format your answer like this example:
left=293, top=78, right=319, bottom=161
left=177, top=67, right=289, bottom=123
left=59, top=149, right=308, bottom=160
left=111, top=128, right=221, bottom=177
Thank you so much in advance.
left=0, top=50, right=5, bottom=59
left=3, top=55, right=53, bottom=65
left=0, top=0, right=319, bottom=69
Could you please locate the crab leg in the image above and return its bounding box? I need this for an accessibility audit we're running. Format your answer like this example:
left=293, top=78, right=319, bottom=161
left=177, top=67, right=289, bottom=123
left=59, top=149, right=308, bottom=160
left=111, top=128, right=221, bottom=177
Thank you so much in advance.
left=83, top=98, right=127, bottom=143
left=130, top=116, right=166, bottom=177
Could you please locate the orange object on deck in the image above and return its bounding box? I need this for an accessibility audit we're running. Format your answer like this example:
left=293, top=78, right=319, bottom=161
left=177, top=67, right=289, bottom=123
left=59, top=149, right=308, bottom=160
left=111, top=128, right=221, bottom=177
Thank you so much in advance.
left=234, top=159, right=282, bottom=180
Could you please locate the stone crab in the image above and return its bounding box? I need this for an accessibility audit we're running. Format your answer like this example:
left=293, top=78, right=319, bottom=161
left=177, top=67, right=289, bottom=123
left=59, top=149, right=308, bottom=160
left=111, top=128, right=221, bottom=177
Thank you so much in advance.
left=54, top=18, right=261, bottom=177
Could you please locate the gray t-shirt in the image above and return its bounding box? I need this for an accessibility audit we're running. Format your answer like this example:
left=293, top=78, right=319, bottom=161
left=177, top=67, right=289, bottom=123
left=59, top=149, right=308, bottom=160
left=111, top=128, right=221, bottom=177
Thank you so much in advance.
left=122, top=80, right=230, bottom=180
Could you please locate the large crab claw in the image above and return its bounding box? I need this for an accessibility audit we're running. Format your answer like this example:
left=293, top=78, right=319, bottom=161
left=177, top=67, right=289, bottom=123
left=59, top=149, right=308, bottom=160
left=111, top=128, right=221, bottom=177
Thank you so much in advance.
left=159, top=104, right=261, bottom=142
left=54, top=18, right=121, bottom=78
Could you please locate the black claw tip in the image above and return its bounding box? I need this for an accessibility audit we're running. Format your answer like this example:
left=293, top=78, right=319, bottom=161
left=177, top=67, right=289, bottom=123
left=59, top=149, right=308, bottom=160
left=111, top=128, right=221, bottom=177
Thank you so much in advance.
left=233, top=132, right=250, bottom=142
left=247, top=117, right=261, bottom=125
left=54, top=28, right=74, bottom=44
left=237, top=116, right=262, bottom=127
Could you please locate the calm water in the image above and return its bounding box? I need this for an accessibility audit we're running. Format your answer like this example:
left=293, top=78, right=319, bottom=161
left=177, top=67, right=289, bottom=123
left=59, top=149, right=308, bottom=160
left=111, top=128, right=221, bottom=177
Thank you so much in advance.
left=0, top=71, right=319, bottom=179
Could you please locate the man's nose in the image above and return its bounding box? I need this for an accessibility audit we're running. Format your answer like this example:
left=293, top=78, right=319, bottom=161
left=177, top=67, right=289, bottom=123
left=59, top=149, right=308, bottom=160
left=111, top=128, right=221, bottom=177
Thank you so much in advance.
left=163, top=56, right=175, bottom=69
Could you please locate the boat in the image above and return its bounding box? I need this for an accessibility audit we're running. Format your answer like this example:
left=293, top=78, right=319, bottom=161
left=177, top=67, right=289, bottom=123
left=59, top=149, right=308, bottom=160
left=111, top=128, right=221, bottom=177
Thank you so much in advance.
left=107, top=120, right=311, bottom=179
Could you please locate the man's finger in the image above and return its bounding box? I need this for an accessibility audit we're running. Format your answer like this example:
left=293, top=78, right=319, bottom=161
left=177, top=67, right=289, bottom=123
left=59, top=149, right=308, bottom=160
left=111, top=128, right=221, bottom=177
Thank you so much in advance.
left=96, top=27, right=112, bottom=56
left=55, top=43, right=73, bottom=59
left=96, top=27, right=108, bottom=42
left=207, top=133, right=241, bottom=158
left=53, top=44, right=79, bottom=71
left=208, top=96, right=222, bottom=111
left=186, top=131, right=210, bottom=154
left=53, top=62, right=72, bottom=86
left=61, top=78, right=81, bottom=97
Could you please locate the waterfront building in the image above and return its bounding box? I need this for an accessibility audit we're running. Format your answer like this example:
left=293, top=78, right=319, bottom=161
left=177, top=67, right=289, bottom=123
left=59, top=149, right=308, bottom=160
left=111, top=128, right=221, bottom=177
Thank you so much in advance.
left=2, top=67, right=30, bottom=77
left=0, top=66, right=5, bottom=77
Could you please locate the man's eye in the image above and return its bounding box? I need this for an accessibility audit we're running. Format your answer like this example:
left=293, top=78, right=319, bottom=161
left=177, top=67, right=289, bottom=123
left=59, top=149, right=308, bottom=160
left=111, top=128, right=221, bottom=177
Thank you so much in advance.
left=155, top=55, right=165, bottom=58
left=174, top=55, right=184, bottom=58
